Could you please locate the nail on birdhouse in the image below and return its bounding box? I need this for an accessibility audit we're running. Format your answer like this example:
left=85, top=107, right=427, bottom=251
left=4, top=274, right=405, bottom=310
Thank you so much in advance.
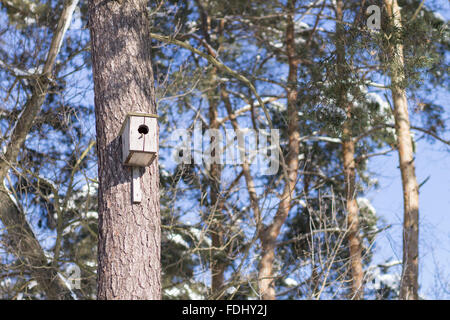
left=120, top=112, right=158, bottom=167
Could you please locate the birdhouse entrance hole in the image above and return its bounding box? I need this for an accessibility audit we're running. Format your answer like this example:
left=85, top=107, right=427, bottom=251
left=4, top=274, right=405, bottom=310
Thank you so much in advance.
left=138, top=124, right=149, bottom=135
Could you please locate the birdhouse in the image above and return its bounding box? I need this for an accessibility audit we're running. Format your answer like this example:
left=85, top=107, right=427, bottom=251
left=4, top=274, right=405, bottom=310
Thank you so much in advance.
left=120, top=112, right=158, bottom=167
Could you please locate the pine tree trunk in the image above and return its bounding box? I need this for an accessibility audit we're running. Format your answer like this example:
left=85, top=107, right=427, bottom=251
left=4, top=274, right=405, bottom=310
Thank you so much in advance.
left=258, top=0, right=300, bottom=300
left=342, top=137, right=364, bottom=299
left=88, top=0, right=161, bottom=299
left=384, top=0, right=419, bottom=300
left=194, top=2, right=226, bottom=295
left=336, top=0, right=364, bottom=299
left=209, top=80, right=225, bottom=296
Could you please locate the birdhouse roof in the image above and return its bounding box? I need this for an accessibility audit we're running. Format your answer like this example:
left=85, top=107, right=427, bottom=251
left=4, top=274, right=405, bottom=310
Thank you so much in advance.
left=119, top=112, right=158, bottom=135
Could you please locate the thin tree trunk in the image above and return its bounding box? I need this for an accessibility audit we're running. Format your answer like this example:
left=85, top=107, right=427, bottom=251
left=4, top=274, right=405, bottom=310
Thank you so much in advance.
left=209, top=82, right=225, bottom=295
left=194, top=2, right=226, bottom=294
left=384, top=0, right=419, bottom=300
left=258, top=0, right=300, bottom=300
left=89, top=0, right=161, bottom=299
left=342, top=137, right=364, bottom=299
left=335, top=0, right=364, bottom=299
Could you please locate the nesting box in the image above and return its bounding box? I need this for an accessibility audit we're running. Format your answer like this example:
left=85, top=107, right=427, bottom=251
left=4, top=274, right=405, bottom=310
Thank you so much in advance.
left=120, top=112, right=158, bottom=167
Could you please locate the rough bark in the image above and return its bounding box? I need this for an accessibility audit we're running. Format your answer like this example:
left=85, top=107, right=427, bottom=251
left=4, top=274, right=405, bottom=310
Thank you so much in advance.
left=335, top=0, right=364, bottom=299
left=88, top=0, right=161, bottom=299
left=258, top=0, right=300, bottom=300
left=0, top=0, right=79, bottom=299
left=384, top=0, right=419, bottom=300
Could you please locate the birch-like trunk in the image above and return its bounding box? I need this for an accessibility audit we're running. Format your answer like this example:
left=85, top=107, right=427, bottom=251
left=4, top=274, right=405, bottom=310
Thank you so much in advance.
left=89, top=0, right=161, bottom=299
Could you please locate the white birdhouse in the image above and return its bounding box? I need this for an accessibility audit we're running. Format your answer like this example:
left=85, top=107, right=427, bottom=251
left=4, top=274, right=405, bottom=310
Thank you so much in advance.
left=120, top=112, right=158, bottom=167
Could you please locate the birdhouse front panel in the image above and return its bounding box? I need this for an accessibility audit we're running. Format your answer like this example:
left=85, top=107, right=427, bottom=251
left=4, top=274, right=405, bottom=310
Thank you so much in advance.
left=129, top=116, right=157, bottom=154
left=121, top=113, right=158, bottom=167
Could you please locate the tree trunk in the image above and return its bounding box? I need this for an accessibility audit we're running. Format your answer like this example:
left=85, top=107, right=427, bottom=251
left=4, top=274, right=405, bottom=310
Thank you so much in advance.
left=258, top=0, right=300, bottom=300
left=209, top=80, right=225, bottom=295
left=342, top=137, right=364, bottom=299
left=335, top=0, right=364, bottom=299
left=89, top=0, right=161, bottom=299
left=194, top=2, right=226, bottom=295
left=384, top=0, right=419, bottom=300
